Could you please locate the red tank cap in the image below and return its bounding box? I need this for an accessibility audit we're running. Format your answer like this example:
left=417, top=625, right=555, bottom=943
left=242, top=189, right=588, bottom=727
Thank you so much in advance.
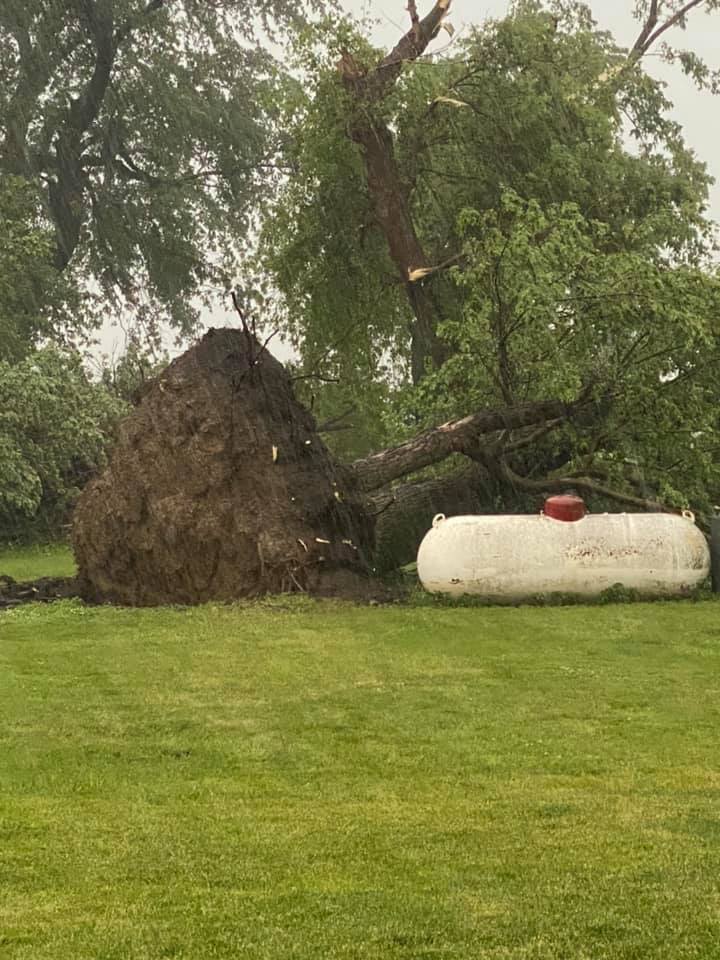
left=543, top=494, right=586, bottom=522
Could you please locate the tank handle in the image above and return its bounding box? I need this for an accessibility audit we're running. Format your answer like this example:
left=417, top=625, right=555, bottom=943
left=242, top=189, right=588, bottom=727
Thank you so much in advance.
left=682, top=509, right=695, bottom=523
left=432, top=513, right=446, bottom=528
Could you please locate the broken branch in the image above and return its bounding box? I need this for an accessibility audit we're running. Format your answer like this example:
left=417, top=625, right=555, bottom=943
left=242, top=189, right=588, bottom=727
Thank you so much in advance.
left=501, top=462, right=670, bottom=513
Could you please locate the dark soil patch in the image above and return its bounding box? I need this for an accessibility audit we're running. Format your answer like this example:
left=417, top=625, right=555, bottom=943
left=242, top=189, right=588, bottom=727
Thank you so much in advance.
left=0, top=575, right=80, bottom=609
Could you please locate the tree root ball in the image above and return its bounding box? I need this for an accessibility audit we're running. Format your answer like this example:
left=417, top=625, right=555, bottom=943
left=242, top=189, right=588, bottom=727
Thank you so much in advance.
left=73, top=329, right=376, bottom=605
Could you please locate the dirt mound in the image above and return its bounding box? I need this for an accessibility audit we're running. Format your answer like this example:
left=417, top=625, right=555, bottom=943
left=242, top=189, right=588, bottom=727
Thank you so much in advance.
left=73, top=329, right=376, bottom=605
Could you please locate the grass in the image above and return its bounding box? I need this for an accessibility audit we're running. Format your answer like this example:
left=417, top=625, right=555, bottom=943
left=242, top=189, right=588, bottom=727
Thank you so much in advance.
left=2, top=597, right=720, bottom=958
left=0, top=543, right=76, bottom=580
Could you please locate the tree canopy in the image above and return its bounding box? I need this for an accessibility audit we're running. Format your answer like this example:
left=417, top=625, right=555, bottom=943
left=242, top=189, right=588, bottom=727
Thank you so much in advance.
left=0, top=0, right=325, bottom=540
left=0, top=0, right=324, bottom=343
left=256, top=0, right=720, bottom=521
left=0, top=348, right=125, bottom=539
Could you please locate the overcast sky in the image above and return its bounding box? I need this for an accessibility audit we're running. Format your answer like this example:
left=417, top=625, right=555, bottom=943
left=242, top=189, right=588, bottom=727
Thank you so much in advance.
left=98, top=0, right=720, bottom=362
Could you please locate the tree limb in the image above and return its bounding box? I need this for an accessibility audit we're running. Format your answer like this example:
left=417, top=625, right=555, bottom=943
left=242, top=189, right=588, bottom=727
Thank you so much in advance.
left=116, top=0, right=168, bottom=44
left=407, top=0, right=421, bottom=42
left=317, top=407, right=357, bottom=433
left=501, top=462, right=670, bottom=513
left=500, top=419, right=566, bottom=454
left=378, top=0, right=451, bottom=77
left=0, top=15, right=81, bottom=175
left=631, top=0, right=660, bottom=55
left=42, top=0, right=170, bottom=269
left=338, top=1, right=455, bottom=383
left=631, top=0, right=706, bottom=59
left=350, top=396, right=583, bottom=493
left=339, top=0, right=452, bottom=101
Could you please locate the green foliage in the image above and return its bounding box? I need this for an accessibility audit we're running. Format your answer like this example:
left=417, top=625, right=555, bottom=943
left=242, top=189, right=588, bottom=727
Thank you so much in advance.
left=255, top=16, right=412, bottom=456
left=258, top=1, right=720, bottom=516
left=0, top=0, right=326, bottom=339
left=101, top=338, right=169, bottom=405
left=0, top=176, right=76, bottom=360
left=0, top=349, right=126, bottom=539
left=428, top=190, right=720, bottom=515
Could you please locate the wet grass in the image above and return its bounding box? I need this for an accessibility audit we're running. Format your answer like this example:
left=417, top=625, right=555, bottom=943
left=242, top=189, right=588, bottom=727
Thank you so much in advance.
left=1, top=597, right=720, bottom=958
left=0, top=543, right=75, bottom=581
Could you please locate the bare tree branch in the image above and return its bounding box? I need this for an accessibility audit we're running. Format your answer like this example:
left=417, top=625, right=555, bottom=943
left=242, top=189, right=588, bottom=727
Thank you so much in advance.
left=631, top=0, right=706, bottom=59
left=501, top=462, right=670, bottom=513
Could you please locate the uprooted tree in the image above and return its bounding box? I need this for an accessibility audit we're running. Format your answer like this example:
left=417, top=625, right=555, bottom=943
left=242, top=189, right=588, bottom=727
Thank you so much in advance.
left=70, top=310, right=706, bottom=604
left=5, top=0, right=707, bottom=601
left=73, top=0, right=720, bottom=604
left=72, top=324, right=608, bottom=603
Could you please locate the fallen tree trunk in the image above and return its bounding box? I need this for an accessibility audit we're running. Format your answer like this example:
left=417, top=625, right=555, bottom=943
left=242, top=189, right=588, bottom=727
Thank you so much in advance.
left=350, top=399, right=579, bottom=492
left=371, top=464, right=497, bottom=572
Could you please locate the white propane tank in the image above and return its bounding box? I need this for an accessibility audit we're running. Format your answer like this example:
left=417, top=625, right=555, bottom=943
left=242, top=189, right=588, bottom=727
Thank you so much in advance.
left=417, top=499, right=710, bottom=600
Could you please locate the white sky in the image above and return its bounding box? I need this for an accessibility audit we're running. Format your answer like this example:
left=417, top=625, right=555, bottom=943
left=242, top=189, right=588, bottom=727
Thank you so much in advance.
left=97, top=0, right=720, bottom=362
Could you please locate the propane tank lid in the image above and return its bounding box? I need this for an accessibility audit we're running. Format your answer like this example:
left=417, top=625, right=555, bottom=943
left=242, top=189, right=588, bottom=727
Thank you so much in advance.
left=543, top=494, right=586, bottom=522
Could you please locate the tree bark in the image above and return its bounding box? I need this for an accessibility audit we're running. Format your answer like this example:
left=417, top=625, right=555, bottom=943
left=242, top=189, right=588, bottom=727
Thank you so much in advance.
left=340, top=1, right=453, bottom=381
left=371, top=464, right=495, bottom=571
left=350, top=397, right=578, bottom=492
left=354, top=119, right=446, bottom=380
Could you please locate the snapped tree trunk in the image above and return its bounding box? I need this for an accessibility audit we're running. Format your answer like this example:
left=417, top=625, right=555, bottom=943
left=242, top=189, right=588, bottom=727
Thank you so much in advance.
left=350, top=399, right=578, bottom=492
left=339, top=1, right=454, bottom=382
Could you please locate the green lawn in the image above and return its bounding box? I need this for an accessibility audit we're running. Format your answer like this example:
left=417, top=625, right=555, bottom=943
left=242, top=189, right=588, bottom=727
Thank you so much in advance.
left=0, top=543, right=75, bottom=581
left=2, top=598, right=720, bottom=959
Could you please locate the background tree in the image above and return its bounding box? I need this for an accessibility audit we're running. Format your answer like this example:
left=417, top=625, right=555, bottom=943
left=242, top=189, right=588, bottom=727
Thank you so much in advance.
left=0, top=176, right=77, bottom=361
left=0, top=0, right=324, bottom=542
left=0, top=348, right=125, bottom=541
left=0, top=0, right=324, bottom=341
